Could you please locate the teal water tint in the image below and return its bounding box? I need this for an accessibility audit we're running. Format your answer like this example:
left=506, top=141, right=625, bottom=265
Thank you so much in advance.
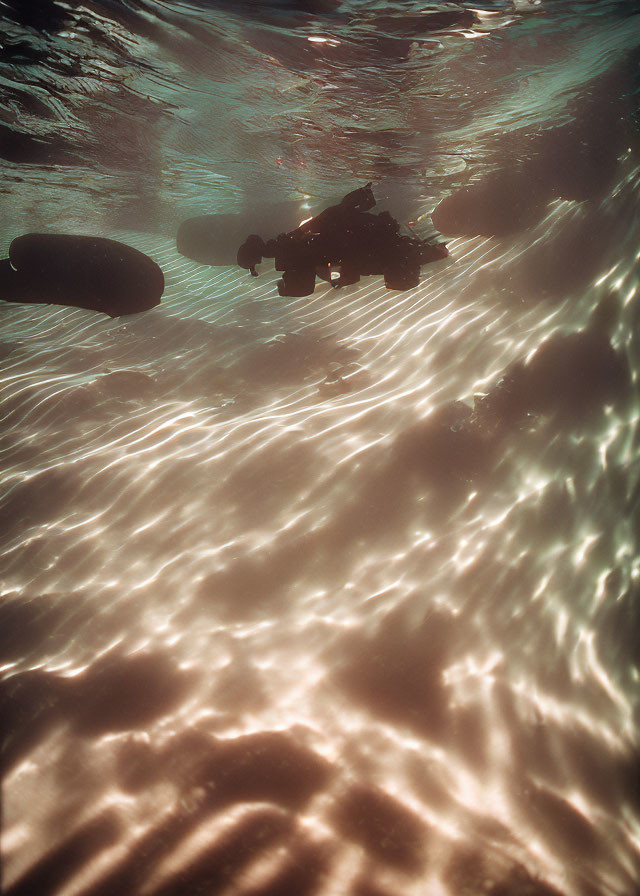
left=1, top=3, right=640, bottom=896
left=0, top=0, right=637, bottom=232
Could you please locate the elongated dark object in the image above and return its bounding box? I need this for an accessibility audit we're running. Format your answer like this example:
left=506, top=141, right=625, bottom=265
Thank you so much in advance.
left=0, top=233, right=164, bottom=317
left=176, top=197, right=338, bottom=266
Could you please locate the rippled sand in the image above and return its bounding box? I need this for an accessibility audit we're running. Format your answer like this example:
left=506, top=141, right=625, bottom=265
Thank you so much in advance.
left=2, top=2, right=640, bottom=895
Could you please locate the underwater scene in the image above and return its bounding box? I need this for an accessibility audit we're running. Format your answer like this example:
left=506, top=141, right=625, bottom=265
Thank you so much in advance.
left=1, top=1, right=640, bottom=894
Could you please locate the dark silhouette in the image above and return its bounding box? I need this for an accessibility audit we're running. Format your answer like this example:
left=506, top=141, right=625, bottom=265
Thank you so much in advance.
left=237, top=183, right=448, bottom=297
left=177, top=198, right=334, bottom=265
left=0, top=233, right=164, bottom=316
left=331, top=783, right=427, bottom=871
left=431, top=62, right=637, bottom=239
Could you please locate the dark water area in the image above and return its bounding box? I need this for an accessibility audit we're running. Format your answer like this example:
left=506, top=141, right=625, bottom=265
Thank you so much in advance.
left=1, top=2, right=640, bottom=895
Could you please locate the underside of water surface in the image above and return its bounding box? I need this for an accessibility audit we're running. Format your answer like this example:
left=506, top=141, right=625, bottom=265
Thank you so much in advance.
left=1, top=2, right=640, bottom=895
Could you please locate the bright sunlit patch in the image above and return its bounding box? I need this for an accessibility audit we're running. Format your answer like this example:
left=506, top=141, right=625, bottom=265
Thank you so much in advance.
left=554, top=607, right=569, bottom=644
left=444, top=651, right=503, bottom=686
left=1, top=823, right=30, bottom=855
left=307, top=36, right=340, bottom=46
left=460, top=30, right=489, bottom=39
left=573, top=533, right=600, bottom=568
left=594, top=262, right=621, bottom=286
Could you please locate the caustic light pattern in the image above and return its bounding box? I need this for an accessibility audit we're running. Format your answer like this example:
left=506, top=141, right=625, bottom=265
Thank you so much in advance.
left=1, top=2, right=640, bottom=896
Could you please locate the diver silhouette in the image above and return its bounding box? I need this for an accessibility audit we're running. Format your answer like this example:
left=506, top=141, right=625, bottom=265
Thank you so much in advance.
left=237, top=183, right=448, bottom=297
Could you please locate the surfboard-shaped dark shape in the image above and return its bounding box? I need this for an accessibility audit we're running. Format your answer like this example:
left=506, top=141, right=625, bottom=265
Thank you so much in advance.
left=177, top=199, right=334, bottom=266
left=0, top=233, right=164, bottom=317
